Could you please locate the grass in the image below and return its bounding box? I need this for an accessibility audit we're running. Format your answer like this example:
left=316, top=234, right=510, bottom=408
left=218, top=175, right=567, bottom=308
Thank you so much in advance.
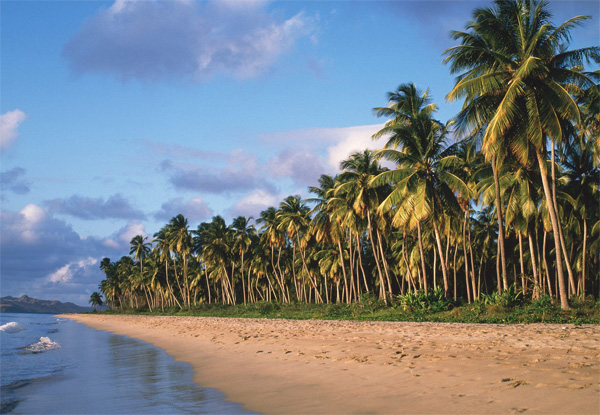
left=97, top=293, right=599, bottom=325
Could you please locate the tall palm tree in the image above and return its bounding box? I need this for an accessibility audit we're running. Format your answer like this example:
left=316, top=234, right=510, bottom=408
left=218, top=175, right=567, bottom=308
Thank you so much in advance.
left=445, top=0, right=599, bottom=308
left=89, top=292, right=103, bottom=311
left=336, top=150, right=390, bottom=302
left=257, top=207, right=289, bottom=302
left=232, top=216, right=255, bottom=305
left=373, top=83, right=468, bottom=297
left=153, top=227, right=182, bottom=309
left=167, top=215, right=193, bottom=307
left=129, top=234, right=152, bottom=310
left=277, top=195, right=323, bottom=303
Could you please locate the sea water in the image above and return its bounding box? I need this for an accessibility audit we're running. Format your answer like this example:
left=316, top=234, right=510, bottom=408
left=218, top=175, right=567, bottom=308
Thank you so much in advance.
left=0, top=313, right=252, bottom=414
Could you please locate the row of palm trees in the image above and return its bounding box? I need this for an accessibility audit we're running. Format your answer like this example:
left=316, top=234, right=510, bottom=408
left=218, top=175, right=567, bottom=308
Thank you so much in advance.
left=97, top=0, right=598, bottom=311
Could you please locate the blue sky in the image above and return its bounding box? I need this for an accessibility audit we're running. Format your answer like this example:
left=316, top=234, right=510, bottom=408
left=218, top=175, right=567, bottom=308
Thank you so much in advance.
left=1, top=0, right=597, bottom=305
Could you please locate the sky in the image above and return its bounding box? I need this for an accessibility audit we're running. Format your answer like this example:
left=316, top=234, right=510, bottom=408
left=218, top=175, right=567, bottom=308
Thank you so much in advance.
left=1, top=0, right=598, bottom=306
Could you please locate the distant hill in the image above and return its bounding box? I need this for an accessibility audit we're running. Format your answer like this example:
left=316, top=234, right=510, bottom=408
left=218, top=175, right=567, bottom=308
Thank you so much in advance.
left=0, top=295, right=92, bottom=314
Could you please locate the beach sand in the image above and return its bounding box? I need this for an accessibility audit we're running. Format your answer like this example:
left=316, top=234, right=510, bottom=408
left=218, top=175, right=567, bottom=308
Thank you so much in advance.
left=62, top=314, right=600, bottom=414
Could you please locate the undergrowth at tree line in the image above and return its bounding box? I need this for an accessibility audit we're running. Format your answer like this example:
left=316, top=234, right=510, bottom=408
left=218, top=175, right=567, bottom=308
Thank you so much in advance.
left=97, top=289, right=599, bottom=325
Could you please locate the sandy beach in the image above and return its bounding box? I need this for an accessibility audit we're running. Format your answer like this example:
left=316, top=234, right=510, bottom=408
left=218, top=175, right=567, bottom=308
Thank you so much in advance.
left=62, top=314, right=599, bottom=414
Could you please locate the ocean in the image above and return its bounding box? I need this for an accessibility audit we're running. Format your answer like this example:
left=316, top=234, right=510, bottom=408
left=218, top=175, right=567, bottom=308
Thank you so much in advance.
left=0, top=313, right=252, bottom=414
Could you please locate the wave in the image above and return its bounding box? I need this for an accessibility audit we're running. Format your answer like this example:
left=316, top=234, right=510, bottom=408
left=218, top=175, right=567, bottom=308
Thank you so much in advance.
left=24, top=337, right=61, bottom=353
left=0, top=322, right=25, bottom=333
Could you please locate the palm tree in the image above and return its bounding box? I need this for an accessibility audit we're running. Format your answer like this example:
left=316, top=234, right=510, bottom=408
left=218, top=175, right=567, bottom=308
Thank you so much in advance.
left=232, top=216, right=255, bottom=305
left=336, top=150, right=390, bottom=302
left=277, top=195, right=322, bottom=303
left=257, top=207, right=289, bottom=302
left=373, top=83, right=468, bottom=297
left=153, top=227, right=183, bottom=309
left=89, top=292, right=103, bottom=311
left=445, top=0, right=599, bottom=308
left=129, top=234, right=152, bottom=310
left=167, top=215, right=193, bottom=307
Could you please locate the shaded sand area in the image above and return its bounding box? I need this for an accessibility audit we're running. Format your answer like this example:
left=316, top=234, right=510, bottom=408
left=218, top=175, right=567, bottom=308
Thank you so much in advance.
left=63, top=315, right=599, bottom=414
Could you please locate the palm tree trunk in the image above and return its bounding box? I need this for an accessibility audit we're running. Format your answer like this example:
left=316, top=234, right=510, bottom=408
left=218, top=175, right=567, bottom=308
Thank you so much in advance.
left=462, top=211, right=471, bottom=303
left=205, top=268, right=211, bottom=304
left=376, top=229, right=393, bottom=297
left=582, top=217, right=587, bottom=296
left=468, top=224, right=477, bottom=300
left=528, top=232, right=540, bottom=299
left=416, top=221, right=428, bottom=292
left=453, top=244, right=458, bottom=301
left=337, top=240, right=349, bottom=303
left=433, top=221, right=449, bottom=296
left=366, top=211, right=387, bottom=304
left=165, top=261, right=182, bottom=309
left=347, top=231, right=354, bottom=303
left=274, top=246, right=288, bottom=303
left=491, top=160, right=509, bottom=291
left=518, top=233, right=525, bottom=295
left=241, top=251, right=246, bottom=305
left=536, top=150, right=568, bottom=309
left=296, top=234, right=323, bottom=303
left=550, top=142, right=577, bottom=296
left=542, top=231, right=553, bottom=297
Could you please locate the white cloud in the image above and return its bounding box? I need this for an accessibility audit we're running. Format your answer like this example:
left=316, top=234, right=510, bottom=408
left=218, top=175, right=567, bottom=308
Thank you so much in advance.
left=266, top=147, right=326, bottom=187
left=261, top=123, right=387, bottom=172
left=325, top=124, right=387, bottom=171
left=0, top=109, right=27, bottom=150
left=17, top=204, right=48, bottom=243
left=48, top=257, right=98, bottom=283
left=63, top=0, right=315, bottom=82
left=227, top=189, right=282, bottom=219
left=103, top=221, right=147, bottom=250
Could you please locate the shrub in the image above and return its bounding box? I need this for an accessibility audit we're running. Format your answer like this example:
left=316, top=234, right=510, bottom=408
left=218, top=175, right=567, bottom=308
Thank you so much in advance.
left=397, top=287, right=453, bottom=312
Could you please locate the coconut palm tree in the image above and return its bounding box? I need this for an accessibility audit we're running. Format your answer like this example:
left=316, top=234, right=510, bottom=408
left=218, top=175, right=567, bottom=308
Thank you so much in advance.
left=373, top=83, right=468, bottom=297
left=336, top=150, right=390, bottom=302
left=444, top=0, right=599, bottom=308
left=166, top=215, right=193, bottom=307
left=277, top=195, right=322, bottom=303
left=89, top=292, right=103, bottom=311
left=232, top=216, right=255, bottom=305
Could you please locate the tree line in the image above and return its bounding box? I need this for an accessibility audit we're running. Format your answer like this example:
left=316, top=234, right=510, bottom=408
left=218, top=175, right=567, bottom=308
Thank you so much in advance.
left=95, top=0, right=599, bottom=311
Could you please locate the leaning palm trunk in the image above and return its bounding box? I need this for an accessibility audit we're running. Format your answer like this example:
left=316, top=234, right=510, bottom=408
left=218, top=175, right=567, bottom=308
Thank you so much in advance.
left=337, top=240, right=349, bottom=304
left=366, top=211, right=387, bottom=303
left=550, top=143, right=577, bottom=295
left=462, top=212, right=471, bottom=303
left=491, top=160, right=509, bottom=291
left=432, top=221, right=449, bottom=296
left=416, top=221, right=428, bottom=292
left=296, top=234, right=323, bottom=303
left=518, top=233, right=526, bottom=295
left=165, top=261, right=182, bottom=309
left=582, top=218, right=587, bottom=295
left=536, top=150, right=568, bottom=309
left=376, top=228, right=393, bottom=298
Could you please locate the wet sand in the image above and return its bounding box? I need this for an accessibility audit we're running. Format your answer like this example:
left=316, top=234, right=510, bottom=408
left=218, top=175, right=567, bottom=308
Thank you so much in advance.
left=62, top=314, right=600, bottom=414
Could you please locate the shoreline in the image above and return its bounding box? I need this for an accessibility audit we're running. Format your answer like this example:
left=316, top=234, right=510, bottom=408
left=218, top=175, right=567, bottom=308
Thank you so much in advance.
left=61, top=314, right=600, bottom=414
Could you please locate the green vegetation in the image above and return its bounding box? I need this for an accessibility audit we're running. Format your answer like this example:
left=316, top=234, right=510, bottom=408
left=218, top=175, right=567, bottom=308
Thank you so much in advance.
left=95, top=0, right=599, bottom=318
left=98, top=294, right=599, bottom=325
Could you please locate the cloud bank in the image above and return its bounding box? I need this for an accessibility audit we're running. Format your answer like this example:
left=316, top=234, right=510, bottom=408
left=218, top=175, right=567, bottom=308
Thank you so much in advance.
left=0, top=110, right=27, bottom=150
left=44, top=194, right=146, bottom=220
left=0, top=204, right=122, bottom=305
left=63, top=0, right=314, bottom=82
left=1, top=167, right=31, bottom=195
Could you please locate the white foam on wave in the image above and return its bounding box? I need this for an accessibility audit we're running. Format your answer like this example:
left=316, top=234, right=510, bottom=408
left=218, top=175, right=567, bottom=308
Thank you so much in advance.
left=25, top=337, right=61, bottom=353
left=0, top=322, right=25, bottom=333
